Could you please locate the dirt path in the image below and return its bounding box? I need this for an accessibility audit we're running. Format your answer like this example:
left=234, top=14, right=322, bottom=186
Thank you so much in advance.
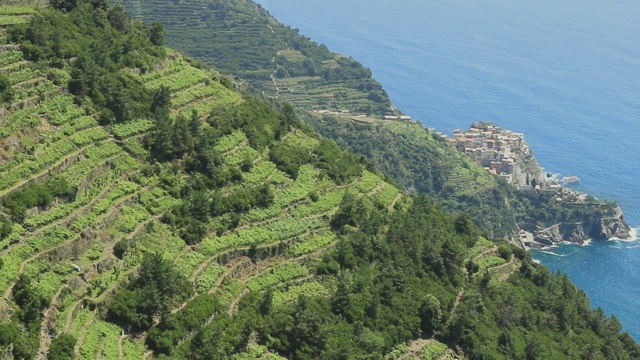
left=172, top=93, right=217, bottom=115
left=63, top=300, right=82, bottom=332
left=388, top=193, right=403, bottom=211
left=0, top=144, right=89, bottom=198
left=35, top=286, right=65, bottom=360
left=447, top=286, right=465, bottom=325
left=365, top=182, right=384, bottom=197
left=488, top=255, right=518, bottom=282
left=220, top=139, right=249, bottom=157
left=1, top=189, right=144, bottom=301
left=473, top=246, right=498, bottom=261
left=118, top=334, right=125, bottom=360
left=265, top=21, right=290, bottom=99
left=168, top=258, right=251, bottom=318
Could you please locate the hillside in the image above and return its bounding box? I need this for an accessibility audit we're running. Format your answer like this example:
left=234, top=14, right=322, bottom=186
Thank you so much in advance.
left=0, top=2, right=403, bottom=358
left=113, top=0, right=630, bottom=244
left=308, top=114, right=630, bottom=244
left=0, top=2, right=638, bottom=360
left=116, top=0, right=394, bottom=116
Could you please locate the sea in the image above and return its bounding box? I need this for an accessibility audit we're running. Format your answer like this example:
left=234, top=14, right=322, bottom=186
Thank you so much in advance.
left=255, top=0, right=640, bottom=338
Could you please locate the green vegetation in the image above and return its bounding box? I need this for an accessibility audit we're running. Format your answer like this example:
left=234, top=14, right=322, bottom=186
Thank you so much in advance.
left=114, top=0, right=629, bottom=245
left=10, top=0, right=166, bottom=125
left=0, top=1, right=636, bottom=359
left=307, top=115, right=524, bottom=237
left=167, top=197, right=639, bottom=359
left=117, top=0, right=394, bottom=115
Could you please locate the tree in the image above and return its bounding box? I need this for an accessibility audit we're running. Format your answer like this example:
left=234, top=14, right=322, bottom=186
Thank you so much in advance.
left=0, top=75, right=14, bottom=104
left=148, top=110, right=174, bottom=161
left=0, top=215, right=12, bottom=240
left=107, top=253, right=191, bottom=331
left=107, top=5, right=131, bottom=33
left=48, top=334, right=76, bottom=360
left=149, top=22, right=165, bottom=46
left=419, top=294, right=442, bottom=336
left=50, top=0, right=79, bottom=12
left=113, top=238, right=128, bottom=259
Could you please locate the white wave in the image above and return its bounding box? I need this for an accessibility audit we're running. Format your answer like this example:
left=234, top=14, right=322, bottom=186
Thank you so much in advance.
left=579, top=239, right=592, bottom=247
left=539, top=250, right=565, bottom=257
left=609, top=227, right=639, bottom=243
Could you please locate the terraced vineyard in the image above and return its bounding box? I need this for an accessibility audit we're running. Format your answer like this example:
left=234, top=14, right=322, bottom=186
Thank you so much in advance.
left=0, top=21, right=404, bottom=358
left=3, top=3, right=637, bottom=360
left=117, top=0, right=394, bottom=116
left=0, top=4, right=35, bottom=28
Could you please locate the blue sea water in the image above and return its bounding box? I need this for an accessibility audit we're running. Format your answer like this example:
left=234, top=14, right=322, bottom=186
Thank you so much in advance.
left=255, top=0, right=640, bottom=338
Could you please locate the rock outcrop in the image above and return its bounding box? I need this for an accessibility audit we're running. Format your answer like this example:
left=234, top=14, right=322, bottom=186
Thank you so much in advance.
left=525, top=205, right=631, bottom=248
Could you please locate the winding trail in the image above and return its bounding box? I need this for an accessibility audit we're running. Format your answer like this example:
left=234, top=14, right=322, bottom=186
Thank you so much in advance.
left=447, top=286, right=465, bottom=326
left=35, top=286, right=66, bottom=360
left=388, top=193, right=403, bottom=211
left=72, top=309, right=97, bottom=359
left=118, top=334, right=125, bottom=360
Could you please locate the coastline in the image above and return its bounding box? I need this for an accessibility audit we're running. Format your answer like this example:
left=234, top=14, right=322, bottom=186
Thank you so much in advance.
left=533, top=230, right=639, bottom=256
left=611, top=227, right=638, bottom=243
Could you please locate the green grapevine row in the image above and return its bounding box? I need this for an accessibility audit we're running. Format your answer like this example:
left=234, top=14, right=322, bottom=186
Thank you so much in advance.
left=290, top=232, right=336, bottom=256
left=0, top=15, right=30, bottom=26
left=0, top=6, right=35, bottom=15
left=110, top=119, right=154, bottom=138
left=0, top=50, right=23, bottom=67
left=7, top=67, right=39, bottom=84
left=0, top=107, right=40, bottom=138
left=214, top=130, right=247, bottom=153
left=271, top=281, right=328, bottom=307
left=246, top=262, right=309, bottom=292
left=69, top=127, right=110, bottom=146
left=195, top=262, right=225, bottom=293
left=289, top=189, right=346, bottom=219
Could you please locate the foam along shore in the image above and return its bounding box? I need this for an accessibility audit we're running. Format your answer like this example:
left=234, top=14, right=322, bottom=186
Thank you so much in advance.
left=610, top=227, right=639, bottom=243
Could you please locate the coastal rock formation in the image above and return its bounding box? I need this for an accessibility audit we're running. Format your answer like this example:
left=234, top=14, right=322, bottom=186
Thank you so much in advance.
left=593, top=206, right=632, bottom=240
left=449, top=122, right=632, bottom=248
left=526, top=205, right=631, bottom=248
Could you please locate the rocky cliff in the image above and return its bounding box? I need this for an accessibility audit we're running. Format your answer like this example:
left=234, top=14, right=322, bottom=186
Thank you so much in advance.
left=522, top=194, right=632, bottom=248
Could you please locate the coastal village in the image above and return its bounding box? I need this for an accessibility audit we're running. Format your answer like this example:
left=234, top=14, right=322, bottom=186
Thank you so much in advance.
left=445, top=122, right=544, bottom=188
left=319, top=109, right=577, bottom=196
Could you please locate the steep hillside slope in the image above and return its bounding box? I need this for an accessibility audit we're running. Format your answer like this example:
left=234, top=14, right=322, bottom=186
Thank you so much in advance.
left=115, top=0, right=631, bottom=243
left=0, top=2, right=638, bottom=360
left=0, top=2, right=404, bottom=358
left=116, top=0, right=394, bottom=116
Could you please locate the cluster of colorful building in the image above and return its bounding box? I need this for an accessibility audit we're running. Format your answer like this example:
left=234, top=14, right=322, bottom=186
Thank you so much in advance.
left=445, top=123, right=536, bottom=186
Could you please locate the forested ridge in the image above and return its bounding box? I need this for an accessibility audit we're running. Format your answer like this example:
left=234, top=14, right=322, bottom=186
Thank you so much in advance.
left=0, top=1, right=637, bottom=360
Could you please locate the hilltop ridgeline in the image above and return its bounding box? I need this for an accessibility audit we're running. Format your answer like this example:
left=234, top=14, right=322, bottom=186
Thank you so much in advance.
left=0, top=1, right=637, bottom=360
